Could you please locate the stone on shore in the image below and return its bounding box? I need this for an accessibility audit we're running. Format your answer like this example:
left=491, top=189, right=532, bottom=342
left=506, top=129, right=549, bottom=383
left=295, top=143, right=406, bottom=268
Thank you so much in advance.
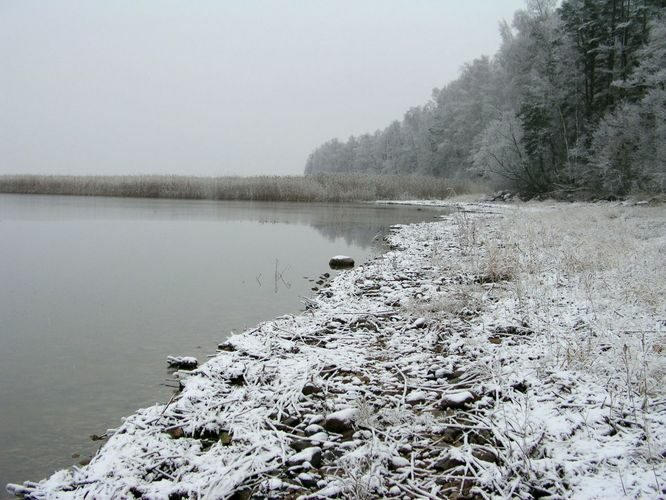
left=166, top=356, right=198, bottom=369
left=329, top=255, right=354, bottom=269
left=324, top=408, right=357, bottom=433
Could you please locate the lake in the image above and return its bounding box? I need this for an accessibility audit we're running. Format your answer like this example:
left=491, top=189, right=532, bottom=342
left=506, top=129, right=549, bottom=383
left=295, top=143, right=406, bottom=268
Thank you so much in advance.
left=0, top=194, right=443, bottom=494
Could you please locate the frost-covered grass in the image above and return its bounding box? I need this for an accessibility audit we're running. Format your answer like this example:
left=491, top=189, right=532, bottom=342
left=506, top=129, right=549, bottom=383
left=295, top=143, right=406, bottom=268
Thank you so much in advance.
left=7, top=201, right=665, bottom=499
left=0, top=173, right=467, bottom=202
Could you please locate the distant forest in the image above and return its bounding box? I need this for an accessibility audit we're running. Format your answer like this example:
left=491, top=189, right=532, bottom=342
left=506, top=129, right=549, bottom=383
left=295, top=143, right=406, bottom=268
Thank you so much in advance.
left=305, top=0, right=666, bottom=197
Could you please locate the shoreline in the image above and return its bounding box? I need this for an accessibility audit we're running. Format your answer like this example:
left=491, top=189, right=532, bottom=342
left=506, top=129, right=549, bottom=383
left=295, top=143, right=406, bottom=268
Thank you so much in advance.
left=8, top=201, right=665, bottom=498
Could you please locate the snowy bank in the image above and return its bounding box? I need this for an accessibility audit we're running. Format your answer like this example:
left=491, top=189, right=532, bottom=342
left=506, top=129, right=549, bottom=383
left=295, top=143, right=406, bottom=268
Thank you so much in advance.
left=8, top=201, right=665, bottom=498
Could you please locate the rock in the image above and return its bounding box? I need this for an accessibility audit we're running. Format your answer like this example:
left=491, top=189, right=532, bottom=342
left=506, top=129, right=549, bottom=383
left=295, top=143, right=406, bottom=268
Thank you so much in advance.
left=166, top=356, right=198, bottom=370
left=329, top=255, right=355, bottom=269
left=287, top=446, right=322, bottom=468
left=322, top=448, right=344, bottom=463
left=433, top=455, right=465, bottom=472
left=281, top=416, right=301, bottom=428
left=324, top=408, right=357, bottom=433
left=494, top=325, right=533, bottom=336
left=388, top=485, right=402, bottom=496
left=439, top=390, right=477, bottom=410
left=467, top=429, right=494, bottom=445
left=409, top=317, right=427, bottom=329
left=302, top=382, right=322, bottom=396
left=471, top=447, right=499, bottom=464
left=435, top=368, right=455, bottom=379
left=511, top=381, right=529, bottom=393
left=6, top=484, right=36, bottom=497
left=166, top=427, right=185, bottom=439
left=389, top=456, right=411, bottom=470
left=308, top=432, right=329, bottom=444
left=297, top=472, right=319, bottom=488
left=437, top=426, right=463, bottom=444
left=229, top=487, right=252, bottom=500
left=290, top=440, right=313, bottom=452
left=304, top=424, right=325, bottom=436
left=308, top=414, right=325, bottom=425
left=406, top=391, right=428, bottom=405
left=353, top=429, right=372, bottom=440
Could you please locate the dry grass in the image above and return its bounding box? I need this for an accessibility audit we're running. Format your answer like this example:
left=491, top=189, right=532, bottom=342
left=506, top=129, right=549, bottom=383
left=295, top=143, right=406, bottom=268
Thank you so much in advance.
left=0, top=173, right=470, bottom=202
left=493, top=204, right=665, bottom=396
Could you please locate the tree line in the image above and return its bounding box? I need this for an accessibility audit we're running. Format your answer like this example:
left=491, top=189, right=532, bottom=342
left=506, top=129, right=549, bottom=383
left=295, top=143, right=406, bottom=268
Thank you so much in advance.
left=305, top=0, right=666, bottom=198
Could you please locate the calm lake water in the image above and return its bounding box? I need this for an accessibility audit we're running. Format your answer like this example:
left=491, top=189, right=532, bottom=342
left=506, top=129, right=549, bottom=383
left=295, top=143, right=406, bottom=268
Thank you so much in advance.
left=0, top=194, right=443, bottom=494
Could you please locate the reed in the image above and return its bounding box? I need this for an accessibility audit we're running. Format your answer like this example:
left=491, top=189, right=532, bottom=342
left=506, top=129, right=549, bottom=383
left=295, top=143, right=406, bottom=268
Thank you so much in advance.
left=0, top=173, right=474, bottom=202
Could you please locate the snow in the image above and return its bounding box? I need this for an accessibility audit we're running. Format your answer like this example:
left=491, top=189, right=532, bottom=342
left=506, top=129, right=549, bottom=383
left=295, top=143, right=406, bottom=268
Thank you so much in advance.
left=7, top=200, right=666, bottom=499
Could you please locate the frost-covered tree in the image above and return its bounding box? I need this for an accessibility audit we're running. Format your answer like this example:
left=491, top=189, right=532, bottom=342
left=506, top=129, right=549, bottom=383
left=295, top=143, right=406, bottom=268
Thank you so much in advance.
left=589, top=13, right=666, bottom=194
left=472, top=111, right=534, bottom=190
left=304, top=0, right=665, bottom=197
left=429, top=56, right=503, bottom=179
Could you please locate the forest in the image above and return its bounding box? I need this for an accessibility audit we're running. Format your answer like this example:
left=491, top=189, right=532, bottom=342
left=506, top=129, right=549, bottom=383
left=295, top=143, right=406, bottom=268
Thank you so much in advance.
left=305, top=0, right=666, bottom=198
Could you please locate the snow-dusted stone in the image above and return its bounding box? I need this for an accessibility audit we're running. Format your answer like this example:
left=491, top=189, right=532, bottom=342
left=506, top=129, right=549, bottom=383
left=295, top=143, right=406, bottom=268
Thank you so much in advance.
left=281, top=415, right=301, bottom=428
left=439, top=390, right=477, bottom=410
left=302, top=382, right=322, bottom=396
left=307, top=414, right=325, bottom=425
left=5, top=484, right=34, bottom=497
left=329, top=255, right=355, bottom=269
left=398, top=443, right=412, bottom=453
left=406, top=390, right=428, bottom=405
left=217, top=341, right=235, bottom=352
left=471, top=447, right=499, bottom=464
left=166, top=355, right=198, bottom=369
left=297, top=472, right=318, bottom=488
left=324, top=408, right=357, bottom=433
left=304, top=424, right=325, bottom=436
left=409, top=317, right=427, bottom=329
left=266, top=478, right=286, bottom=491
left=388, top=485, right=402, bottom=496
left=433, top=454, right=466, bottom=472
left=390, top=456, right=411, bottom=470
left=287, top=447, right=322, bottom=468
left=434, top=367, right=454, bottom=379
left=308, top=432, right=329, bottom=444
left=290, top=439, right=313, bottom=452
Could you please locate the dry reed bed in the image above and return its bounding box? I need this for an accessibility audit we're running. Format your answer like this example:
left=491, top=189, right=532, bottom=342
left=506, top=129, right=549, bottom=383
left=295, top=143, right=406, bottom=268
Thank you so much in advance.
left=0, top=174, right=465, bottom=202
left=7, top=201, right=665, bottom=498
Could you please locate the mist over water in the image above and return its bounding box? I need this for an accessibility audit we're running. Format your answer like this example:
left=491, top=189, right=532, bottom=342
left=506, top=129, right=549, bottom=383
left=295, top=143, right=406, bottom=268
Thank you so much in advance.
left=0, top=194, right=445, bottom=493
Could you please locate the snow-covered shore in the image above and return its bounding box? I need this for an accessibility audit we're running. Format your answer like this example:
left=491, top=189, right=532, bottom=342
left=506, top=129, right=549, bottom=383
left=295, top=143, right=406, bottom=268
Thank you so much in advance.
left=8, top=201, right=666, bottom=499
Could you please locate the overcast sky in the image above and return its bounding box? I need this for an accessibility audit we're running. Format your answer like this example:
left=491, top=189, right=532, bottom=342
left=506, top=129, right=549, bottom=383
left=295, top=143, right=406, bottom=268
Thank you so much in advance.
left=1, top=0, right=527, bottom=177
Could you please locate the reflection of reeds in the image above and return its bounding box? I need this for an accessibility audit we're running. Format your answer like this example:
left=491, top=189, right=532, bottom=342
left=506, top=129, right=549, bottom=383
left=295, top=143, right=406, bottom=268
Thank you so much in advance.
left=0, top=173, right=470, bottom=202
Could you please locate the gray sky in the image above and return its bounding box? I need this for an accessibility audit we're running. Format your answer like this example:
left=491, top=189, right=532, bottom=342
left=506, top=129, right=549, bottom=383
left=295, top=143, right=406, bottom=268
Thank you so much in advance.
left=0, top=0, right=526, bottom=177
